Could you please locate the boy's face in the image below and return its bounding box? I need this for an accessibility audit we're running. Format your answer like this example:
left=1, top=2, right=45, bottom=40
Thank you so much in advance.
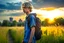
left=23, top=7, right=30, bottom=14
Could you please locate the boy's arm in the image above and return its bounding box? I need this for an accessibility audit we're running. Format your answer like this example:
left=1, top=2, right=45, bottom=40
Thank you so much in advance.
left=28, top=27, right=35, bottom=43
left=28, top=15, right=36, bottom=43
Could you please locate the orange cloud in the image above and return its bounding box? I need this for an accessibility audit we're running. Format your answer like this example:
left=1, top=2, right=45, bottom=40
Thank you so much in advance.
left=40, top=7, right=56, bottom=11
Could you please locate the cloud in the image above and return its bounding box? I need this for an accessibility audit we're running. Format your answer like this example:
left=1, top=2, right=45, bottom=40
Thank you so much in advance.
left=31, top=7, right=64, bottom=18
left=32, top=0, right=64, bottom=8
left=0, top=0, right=21, bottom=3
left=0, top=0, right=64, bottom=9
left=0, top=2, right=22, bottom=10
left=0, top=10, right=24, bottom=16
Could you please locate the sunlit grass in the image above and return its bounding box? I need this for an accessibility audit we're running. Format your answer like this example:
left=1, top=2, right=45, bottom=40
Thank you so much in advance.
left=0, top=27, right=9, bottom=43
left=41, top=26, right=64, bottom=36
left=0, top=26, right=64, bottom=43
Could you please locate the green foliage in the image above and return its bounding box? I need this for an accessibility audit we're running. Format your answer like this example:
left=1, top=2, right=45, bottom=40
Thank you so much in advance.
left=1, top=17, right=64, bottom=26
left=8, top=29, right=16, bottom=42
left=11, top=20, right=17, bottom=26
left=17, top=22, right=22, bottom=26
left=8, top=28, right=24, bottom=43
left=42, top=18, right=49, bottom=26
left=17, top=22, right=24, bottom=26
left=42, top=17, right=64, bottom=26
left=0, top=22, right=1, bottom=26
left=2, top=20, right=11, bottom=26
left=1, top=19, right=25, bottom=27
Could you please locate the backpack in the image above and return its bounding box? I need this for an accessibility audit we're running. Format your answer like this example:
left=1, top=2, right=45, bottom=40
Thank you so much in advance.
left=27, top=13, right=42, bottom=40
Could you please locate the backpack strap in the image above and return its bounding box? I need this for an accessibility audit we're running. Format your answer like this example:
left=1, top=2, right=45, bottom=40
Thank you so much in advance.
left=26, top=13, right=37, bottom=28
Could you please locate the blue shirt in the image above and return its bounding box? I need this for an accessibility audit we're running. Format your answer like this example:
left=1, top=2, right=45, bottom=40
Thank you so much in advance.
left=24, top=14, right=36, bottom=43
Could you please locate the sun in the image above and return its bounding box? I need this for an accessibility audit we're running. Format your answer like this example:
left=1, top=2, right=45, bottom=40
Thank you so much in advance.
left=32, top=8, right=62, bottom=23
left=43, top=9, right=62, bottom=23
left=45, top=9, right=61, bottom=20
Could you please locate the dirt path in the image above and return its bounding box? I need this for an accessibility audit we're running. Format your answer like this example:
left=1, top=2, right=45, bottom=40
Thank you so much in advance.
left=8, top=29, right=14, bottom=43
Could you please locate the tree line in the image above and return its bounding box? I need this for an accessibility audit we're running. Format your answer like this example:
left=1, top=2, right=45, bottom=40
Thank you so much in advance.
left=0, top=20, right=24, bottom=27
left=0, top=17, right=64, bottom=27
left=42, top=17, right=64, bottom=26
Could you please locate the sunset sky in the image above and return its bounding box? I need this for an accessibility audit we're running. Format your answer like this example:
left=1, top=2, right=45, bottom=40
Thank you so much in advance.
left=0, top=0, right=64, bottom=22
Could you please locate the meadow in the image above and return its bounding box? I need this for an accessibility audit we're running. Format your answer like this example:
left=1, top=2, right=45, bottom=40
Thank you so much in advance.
left=0, top=26, right=64, bottom=43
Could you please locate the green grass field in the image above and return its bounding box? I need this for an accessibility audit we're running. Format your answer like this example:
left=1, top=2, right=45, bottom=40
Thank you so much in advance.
left=0, top=26, right=64, bottom=43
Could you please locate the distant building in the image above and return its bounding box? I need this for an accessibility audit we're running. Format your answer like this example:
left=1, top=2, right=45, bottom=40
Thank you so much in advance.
left=9, top=17, right=13, bottom=23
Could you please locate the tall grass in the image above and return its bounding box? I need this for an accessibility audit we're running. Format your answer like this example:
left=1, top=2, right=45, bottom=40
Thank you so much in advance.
left=37, top=26, right=64, bottom=43
left=0, top=27, right=9, bottom=43
left=0, top=26, right=64, bottom=43
left=8, top=27, right=24, bottom=43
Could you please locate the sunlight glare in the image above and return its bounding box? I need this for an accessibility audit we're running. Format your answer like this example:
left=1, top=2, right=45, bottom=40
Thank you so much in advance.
left=32, top=8, right=62, bottom=21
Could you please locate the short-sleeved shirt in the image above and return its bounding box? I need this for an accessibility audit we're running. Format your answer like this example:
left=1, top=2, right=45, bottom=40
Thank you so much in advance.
left=23, top=13, right=36, bottom=43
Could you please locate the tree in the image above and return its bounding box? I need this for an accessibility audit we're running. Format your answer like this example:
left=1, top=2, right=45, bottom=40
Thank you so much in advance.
left=0, top=22, right=1, bottom=26
left=21, top=22, right=24, bottom=26
left=17, top=22, right=22, bottom=26
left=11, top=20, right=17, bottom=26
left=2, top=20, right=10, bottom=26
left=59, top=19, right=64, bottom=25
left=42, top=18, right=49, bottom=26
left=54, top=17, right=64, bottom=26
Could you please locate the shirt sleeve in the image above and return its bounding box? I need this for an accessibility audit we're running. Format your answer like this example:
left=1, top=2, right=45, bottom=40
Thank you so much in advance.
left=29, top=15, right=36, bottom=28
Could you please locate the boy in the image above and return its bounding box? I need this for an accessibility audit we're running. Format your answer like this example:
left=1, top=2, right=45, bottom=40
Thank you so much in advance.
left=22, top=2, right=36, bottom=43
